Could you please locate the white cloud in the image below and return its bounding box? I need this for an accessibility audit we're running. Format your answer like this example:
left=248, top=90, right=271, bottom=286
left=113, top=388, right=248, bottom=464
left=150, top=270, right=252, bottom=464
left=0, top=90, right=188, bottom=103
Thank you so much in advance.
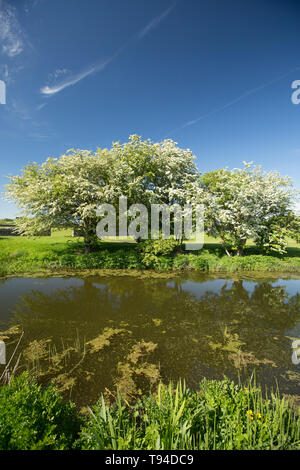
left=36, top=102, right=47, bottom=111
left=40, top=59, right=113, bottom=96
left=40, top=3, right=177, bottom=97
left=165, top=65, right=300, bottom=137
left=1, top=63, right=8, bottom=80
left=138, top=3, right=176, bottom=39
left=0, top=1, right=24, bottom=57
left=24, top=0, right=43, bottom=14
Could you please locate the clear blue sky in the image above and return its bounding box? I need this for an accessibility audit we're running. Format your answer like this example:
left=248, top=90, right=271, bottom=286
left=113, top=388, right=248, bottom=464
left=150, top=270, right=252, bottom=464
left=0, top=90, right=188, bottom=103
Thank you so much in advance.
left=1, top=0, right=300, bottom=218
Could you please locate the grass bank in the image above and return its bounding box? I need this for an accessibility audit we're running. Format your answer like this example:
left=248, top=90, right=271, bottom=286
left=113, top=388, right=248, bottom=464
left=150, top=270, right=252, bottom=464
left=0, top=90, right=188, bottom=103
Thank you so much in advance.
left=0, top=373, right=299, bottom=450
left=0, top=231, right=300, bottom=277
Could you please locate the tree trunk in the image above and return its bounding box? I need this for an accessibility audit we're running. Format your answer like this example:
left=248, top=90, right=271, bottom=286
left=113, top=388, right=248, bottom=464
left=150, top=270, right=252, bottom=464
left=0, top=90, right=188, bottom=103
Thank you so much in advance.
left=236, top=239, right=247, bottom=257
left=83, top=232, right=96, bottom=254
left=221, top=238, right=231, bottom=256
left=84, top=244, right=92, bottom=254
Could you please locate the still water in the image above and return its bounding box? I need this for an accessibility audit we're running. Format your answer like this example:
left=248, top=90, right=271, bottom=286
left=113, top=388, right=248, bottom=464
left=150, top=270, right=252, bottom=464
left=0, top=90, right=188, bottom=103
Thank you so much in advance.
left=0, top=273, right=300, bottom=408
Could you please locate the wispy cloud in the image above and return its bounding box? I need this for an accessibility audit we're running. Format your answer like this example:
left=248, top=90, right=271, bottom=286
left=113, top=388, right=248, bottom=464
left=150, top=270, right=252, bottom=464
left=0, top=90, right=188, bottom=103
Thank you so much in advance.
left=40, top=2, right=177, bottom=98
left=24, top=0, right=43, bottom=14
left=40, top=56, right=117, bottom=96
left=138, top=2, right=177, bottom=39
left=165, top=65, right=300, bottom=137
left=0, top=1, right=24, bottom=57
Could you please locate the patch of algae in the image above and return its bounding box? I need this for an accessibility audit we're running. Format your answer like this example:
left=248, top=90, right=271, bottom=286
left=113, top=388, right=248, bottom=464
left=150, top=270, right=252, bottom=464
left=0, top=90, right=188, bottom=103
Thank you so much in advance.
left=21, top=335, right=85, bottom=394
left=19, top=328, right=133, bottom=396
left=0, top=325, right=22, bottom=342
left=127, top=340, right=157, bottom=364
left=86, top=327, right=130, bottom=353
left=282, top=371, right=300, bottom=413
left=23, top=338, right=51, bottom=362
left=282, top=370, right=300, bottom=383
left=52, top=373, right=76, bottom=393
left=207, top=327, right=277, bottom=370
left=4, top=269, right=178, bottom=280
left=113, top=340, right=161, bottom=401
left=50, top=347, right=76, bottom=367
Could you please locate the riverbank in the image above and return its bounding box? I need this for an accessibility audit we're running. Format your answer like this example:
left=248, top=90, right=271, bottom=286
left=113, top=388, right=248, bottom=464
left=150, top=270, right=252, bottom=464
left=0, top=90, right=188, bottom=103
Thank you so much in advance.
left=1, top=373, right=299, bottom=450
left=1, top=234, right=300, bottom=277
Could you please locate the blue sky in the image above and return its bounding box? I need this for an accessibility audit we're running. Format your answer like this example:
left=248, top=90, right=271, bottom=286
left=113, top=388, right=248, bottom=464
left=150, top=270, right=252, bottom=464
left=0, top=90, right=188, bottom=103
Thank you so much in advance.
left=0, top=0, right=300, bottom=217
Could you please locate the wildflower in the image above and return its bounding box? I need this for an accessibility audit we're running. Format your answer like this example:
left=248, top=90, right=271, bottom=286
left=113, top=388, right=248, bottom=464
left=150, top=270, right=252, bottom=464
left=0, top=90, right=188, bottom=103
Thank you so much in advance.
left=244, top=387, right=249, bottom=393
left=257, top=413, right=262, bottom=419
left=246, top=410, right=253, bottom=415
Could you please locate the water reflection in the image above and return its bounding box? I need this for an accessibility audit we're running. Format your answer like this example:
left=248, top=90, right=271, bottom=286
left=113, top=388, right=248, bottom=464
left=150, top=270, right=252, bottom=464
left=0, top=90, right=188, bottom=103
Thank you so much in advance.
left=0, top=274, right=299, bottom=406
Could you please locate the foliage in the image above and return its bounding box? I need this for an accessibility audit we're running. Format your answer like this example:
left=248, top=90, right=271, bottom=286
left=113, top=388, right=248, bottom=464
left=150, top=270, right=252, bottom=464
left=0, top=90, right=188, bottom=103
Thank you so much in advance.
left=6, top=135, right=199, bottom=252
left=200, top=163, right=297, bottom=256
left=0, top=369, right=299, bottom=450
left=0, top=373, right=79, bottom=450
left=255, top=213, right=299, bottom=255
left=109, top=135, right=199, bottom=208
left=79, top=378, right=300, bottom=450
left=288, top=215, right=300, bottom=244
left=137, top=237, right=180, bottom=268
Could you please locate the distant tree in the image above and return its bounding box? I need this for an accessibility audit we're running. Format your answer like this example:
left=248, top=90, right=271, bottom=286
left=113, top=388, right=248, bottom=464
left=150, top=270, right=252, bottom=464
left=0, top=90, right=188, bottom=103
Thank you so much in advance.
left=200, top=163, right=297, bottom=256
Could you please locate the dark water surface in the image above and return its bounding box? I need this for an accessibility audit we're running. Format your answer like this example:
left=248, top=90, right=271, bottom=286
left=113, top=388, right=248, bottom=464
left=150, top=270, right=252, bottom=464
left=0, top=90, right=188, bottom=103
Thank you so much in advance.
left=0, top=273, right=300, bottom=408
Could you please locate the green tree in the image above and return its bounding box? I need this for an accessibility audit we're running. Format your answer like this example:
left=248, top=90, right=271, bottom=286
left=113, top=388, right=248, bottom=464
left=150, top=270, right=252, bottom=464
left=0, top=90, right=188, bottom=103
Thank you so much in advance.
left=6, top=136, right=199, bottom=251
left=200, top=163, right=296, bottom=256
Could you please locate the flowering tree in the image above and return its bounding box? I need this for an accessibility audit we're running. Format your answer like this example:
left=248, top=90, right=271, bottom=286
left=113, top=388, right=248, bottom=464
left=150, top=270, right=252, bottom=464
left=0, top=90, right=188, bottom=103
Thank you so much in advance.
left=200, top=163, right=296, bottom=256
left=107, top=134, right=199, bottom=207
left=6, top=135, right=200, bottom=251
left=6, top=149, right=113, bottom=252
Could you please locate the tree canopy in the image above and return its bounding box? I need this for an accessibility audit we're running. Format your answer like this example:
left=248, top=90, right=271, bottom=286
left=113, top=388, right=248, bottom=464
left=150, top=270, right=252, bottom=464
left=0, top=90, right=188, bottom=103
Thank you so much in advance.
left=199, top=163, right=297, bottom=256
left=6, top=135, right=199, bottom=252
left=6, top=137, right=298, bottom=255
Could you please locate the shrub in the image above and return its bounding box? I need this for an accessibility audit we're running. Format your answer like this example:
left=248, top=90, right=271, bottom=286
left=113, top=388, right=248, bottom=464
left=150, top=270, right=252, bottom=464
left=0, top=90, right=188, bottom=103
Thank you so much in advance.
left=137, top=238, right=180, bottom=268
left=189, top=255, right=209, bottom=271
left=173, top=254, right=191, bottom=270
left=0, top=373, right=79, bottom=450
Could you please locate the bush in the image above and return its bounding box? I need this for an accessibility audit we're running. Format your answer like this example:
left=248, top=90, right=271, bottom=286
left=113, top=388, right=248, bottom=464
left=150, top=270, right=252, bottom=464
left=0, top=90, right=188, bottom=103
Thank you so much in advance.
left=189, top=255, right=209, bottom=271
left=137, top=238, right=180, bottom=268
left=0, top=373, right=79, bottom=450
left=172, top=254, right=191, bottom=270
left=79, top=378, right=300, bottom=450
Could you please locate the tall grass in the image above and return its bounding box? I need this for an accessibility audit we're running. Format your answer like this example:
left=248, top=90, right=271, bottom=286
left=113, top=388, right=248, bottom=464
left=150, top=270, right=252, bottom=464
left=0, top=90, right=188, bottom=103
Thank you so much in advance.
left=0, top=373, right=299, bottom=450
left=79, top=378, right=300, bottom=450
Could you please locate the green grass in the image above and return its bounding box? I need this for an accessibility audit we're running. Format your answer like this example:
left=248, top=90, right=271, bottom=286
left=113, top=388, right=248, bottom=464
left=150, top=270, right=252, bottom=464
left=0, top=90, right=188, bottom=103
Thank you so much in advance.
left=0, top=231, right=299, bottom=277
left=1, top=373, right=299, bottom=450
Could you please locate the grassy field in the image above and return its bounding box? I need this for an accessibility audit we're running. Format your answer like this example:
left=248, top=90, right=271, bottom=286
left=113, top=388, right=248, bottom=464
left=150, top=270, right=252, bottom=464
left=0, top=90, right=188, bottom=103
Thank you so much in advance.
left=0, top=229, right=299, bottom=276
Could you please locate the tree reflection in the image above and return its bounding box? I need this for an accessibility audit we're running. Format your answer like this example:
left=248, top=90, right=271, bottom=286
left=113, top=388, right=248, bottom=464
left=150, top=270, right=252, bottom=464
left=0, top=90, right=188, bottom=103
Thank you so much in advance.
left=4, top=275, right=300, bottom=399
